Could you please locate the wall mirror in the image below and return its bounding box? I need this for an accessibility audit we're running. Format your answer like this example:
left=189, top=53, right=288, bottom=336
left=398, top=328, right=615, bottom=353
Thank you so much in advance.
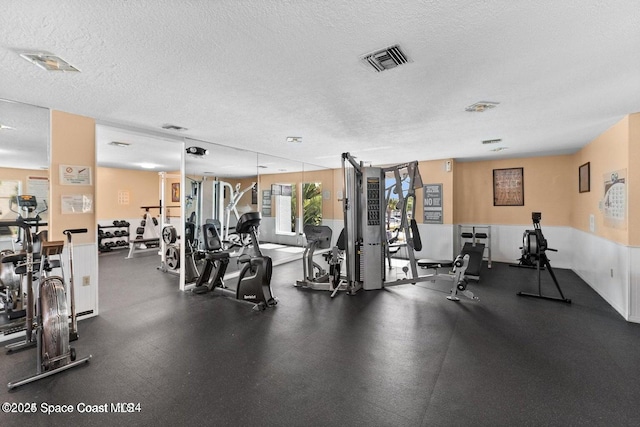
left=182, top=138, right=258, bottom=289
left=0, top=99, right=50, bottom=248
left=95, top=124, right=183, bottom=289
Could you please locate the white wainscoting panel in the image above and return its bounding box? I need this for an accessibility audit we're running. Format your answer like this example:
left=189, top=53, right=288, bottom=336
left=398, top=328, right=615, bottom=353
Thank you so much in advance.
left=414, top=224, right=455, bottom=260
left=62, top=242, right=99, bottom=319
left=629, top=247, right=640, bottom=322
left=571, top=229, right=629, bottom=320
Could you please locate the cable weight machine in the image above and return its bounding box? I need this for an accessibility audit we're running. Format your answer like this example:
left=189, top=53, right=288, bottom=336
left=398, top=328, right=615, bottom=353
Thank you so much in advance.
left=340, top=153, right=477, bottom=301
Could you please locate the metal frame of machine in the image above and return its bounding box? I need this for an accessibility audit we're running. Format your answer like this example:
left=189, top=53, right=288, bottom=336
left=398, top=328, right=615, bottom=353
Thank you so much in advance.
left=340, top=152, right=477, bottom=301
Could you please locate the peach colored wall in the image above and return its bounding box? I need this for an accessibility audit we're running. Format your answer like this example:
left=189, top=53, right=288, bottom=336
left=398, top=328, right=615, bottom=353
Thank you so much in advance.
left=96, top=167, right=162, bottom=220
left=50, top=110, right=96, bottom=244
left=0, top=168, right=48, bottom=190
left=418, top=159, right=453, bottom=224
left=571, top=116, right=630, bottom=245
left=454, top=155, right=573, bottom=226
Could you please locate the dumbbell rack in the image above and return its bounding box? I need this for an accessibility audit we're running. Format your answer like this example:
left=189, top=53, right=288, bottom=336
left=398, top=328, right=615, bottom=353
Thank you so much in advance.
left=98, top=221, right=130, bottom=253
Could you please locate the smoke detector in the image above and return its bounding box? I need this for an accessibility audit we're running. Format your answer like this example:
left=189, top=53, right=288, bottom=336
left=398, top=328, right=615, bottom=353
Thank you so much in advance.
left=361, top=45, right=410, bottom=72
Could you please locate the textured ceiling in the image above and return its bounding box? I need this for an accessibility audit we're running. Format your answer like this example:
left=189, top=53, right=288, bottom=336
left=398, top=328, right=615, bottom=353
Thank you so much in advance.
left=1, top=0, right=639, bottom=174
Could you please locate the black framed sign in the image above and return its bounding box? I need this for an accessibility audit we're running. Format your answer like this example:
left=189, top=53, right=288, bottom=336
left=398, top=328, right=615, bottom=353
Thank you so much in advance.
left=579, top=162, right=590, bottom=193
left=493, top=167, right=524, bottom=206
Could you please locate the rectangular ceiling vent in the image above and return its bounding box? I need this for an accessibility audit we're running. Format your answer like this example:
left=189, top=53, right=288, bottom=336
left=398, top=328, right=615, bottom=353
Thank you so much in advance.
left=362, top=45, right=409, bottom=72
left=482, top=138, right=502, bottom=145
left=162, top=123, right=188, bottom=131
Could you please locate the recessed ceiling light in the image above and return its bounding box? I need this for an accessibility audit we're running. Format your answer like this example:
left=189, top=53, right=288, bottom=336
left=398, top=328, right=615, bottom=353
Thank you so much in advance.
left=465, top=101, right=499, bottom=112
left=491, top=147, right=508, bottom=152
left=162, top=124, right=188, bottom=131
left=19, top=52, right=80, bottom=72
left=138, top=163, right=158, bottom=169
left=203, top=171, right=215, bottom=175
left=109, top=141, right=131, bottom=147
left=286, top=136, right=302, bottom=143
left=278, top=169, right=287, bottom=172
left=258, top=165, right=268, bottom=169
left=0, top=124, right=16, bottom=130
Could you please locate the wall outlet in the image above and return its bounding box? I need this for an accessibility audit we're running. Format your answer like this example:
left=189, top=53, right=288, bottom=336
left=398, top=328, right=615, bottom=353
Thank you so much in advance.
left=82, top=276, right=91, bottom=286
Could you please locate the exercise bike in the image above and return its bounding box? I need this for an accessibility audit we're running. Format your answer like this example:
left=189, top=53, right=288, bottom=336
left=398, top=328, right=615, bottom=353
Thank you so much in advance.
left=192, top=212, right=276, bottom=310
left=6, top=219, right=91, bottom=389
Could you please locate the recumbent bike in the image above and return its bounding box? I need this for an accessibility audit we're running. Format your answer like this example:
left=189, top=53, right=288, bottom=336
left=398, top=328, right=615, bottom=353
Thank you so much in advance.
left=192, top=212, right=276, bottom=310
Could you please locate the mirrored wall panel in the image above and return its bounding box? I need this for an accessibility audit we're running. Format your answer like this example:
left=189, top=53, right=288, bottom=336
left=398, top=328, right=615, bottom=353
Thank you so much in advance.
left=183, top=138, right=258, bottom=288
left=95, top=124, right=183, bottom=265
left=0, top=99, right=50, bottom=249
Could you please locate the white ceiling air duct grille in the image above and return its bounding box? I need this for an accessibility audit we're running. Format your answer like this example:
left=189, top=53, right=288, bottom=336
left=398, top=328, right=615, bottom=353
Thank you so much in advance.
left=362, top=45, right=409, bottom=72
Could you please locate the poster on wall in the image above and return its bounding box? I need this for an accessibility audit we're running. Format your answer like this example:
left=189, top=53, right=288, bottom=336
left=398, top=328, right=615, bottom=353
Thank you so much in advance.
left=493, top=167, right=524, bottom=206
left=27, top=176, right=49, bottom=213
left=262, top=190, right=272, bottom=217
left=0, top=180, right=20, bottom=220
left=602, top=169, right=626, bottom=229
left=423, top=184, right=443, bottom=224
left=61, top=194, right=93, bottom=214
left=60, top=165, right=92, bottom=185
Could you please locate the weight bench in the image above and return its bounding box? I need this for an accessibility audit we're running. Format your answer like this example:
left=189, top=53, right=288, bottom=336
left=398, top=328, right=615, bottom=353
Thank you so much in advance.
left=127, top=238, right=160, bottom=259
left=417, top=258, right=454, bottom=274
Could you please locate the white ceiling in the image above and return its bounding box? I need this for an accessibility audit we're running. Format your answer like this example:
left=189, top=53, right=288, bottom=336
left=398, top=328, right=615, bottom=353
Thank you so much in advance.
left=1, top=1, right=639, bottom=174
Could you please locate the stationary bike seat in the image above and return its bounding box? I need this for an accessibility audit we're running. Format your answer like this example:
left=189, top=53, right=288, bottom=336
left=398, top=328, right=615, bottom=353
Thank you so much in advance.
left=235, top=212, right=262, bottom=234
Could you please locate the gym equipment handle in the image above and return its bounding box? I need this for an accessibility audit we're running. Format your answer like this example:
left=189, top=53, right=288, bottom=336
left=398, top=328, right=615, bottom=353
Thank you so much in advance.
left=63, top=228, right=88, bottom=235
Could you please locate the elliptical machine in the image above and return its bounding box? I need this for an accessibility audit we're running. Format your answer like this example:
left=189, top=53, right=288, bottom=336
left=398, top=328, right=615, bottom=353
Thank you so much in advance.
left=192, top=212, right=276, bottom=310
left=516, top=212, right=571, bottom=304
left=6, top=220, right=91, bottom=389
left=1, top=195, right=49, bottom=321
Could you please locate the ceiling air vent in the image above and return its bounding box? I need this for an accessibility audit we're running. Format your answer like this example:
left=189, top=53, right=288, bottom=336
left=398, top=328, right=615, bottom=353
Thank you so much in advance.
left=362, top=45, right=409, bottom=72
left=19, top=52, right=80, bottom=72
left=162, top=123, right=188, bottom=131
left=482, top=139, right=502, bottom=145
left=465, top=101, right=499, bottom=112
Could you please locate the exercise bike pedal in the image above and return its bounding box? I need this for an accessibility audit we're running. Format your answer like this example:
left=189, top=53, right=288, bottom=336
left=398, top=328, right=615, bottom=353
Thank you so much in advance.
left=192, top=285, right=210, bottom=294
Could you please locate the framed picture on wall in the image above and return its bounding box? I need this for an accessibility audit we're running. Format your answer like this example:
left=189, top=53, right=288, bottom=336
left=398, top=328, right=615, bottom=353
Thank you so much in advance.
left=171, top=183, right=180, bottom=202
left=579, top=162, right=590, bottom=193
left=493, top=167, right=524, bottom=206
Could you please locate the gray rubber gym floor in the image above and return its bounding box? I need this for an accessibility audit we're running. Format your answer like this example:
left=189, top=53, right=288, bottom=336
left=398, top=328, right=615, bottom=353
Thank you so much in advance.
left=2, top=250, right=640, bottom=426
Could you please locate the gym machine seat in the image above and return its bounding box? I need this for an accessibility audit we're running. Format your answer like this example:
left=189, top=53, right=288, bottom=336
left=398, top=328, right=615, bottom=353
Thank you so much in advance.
left=458, top=225, right=492, bottom=281
left=235, top=212, right=262, bottom=234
